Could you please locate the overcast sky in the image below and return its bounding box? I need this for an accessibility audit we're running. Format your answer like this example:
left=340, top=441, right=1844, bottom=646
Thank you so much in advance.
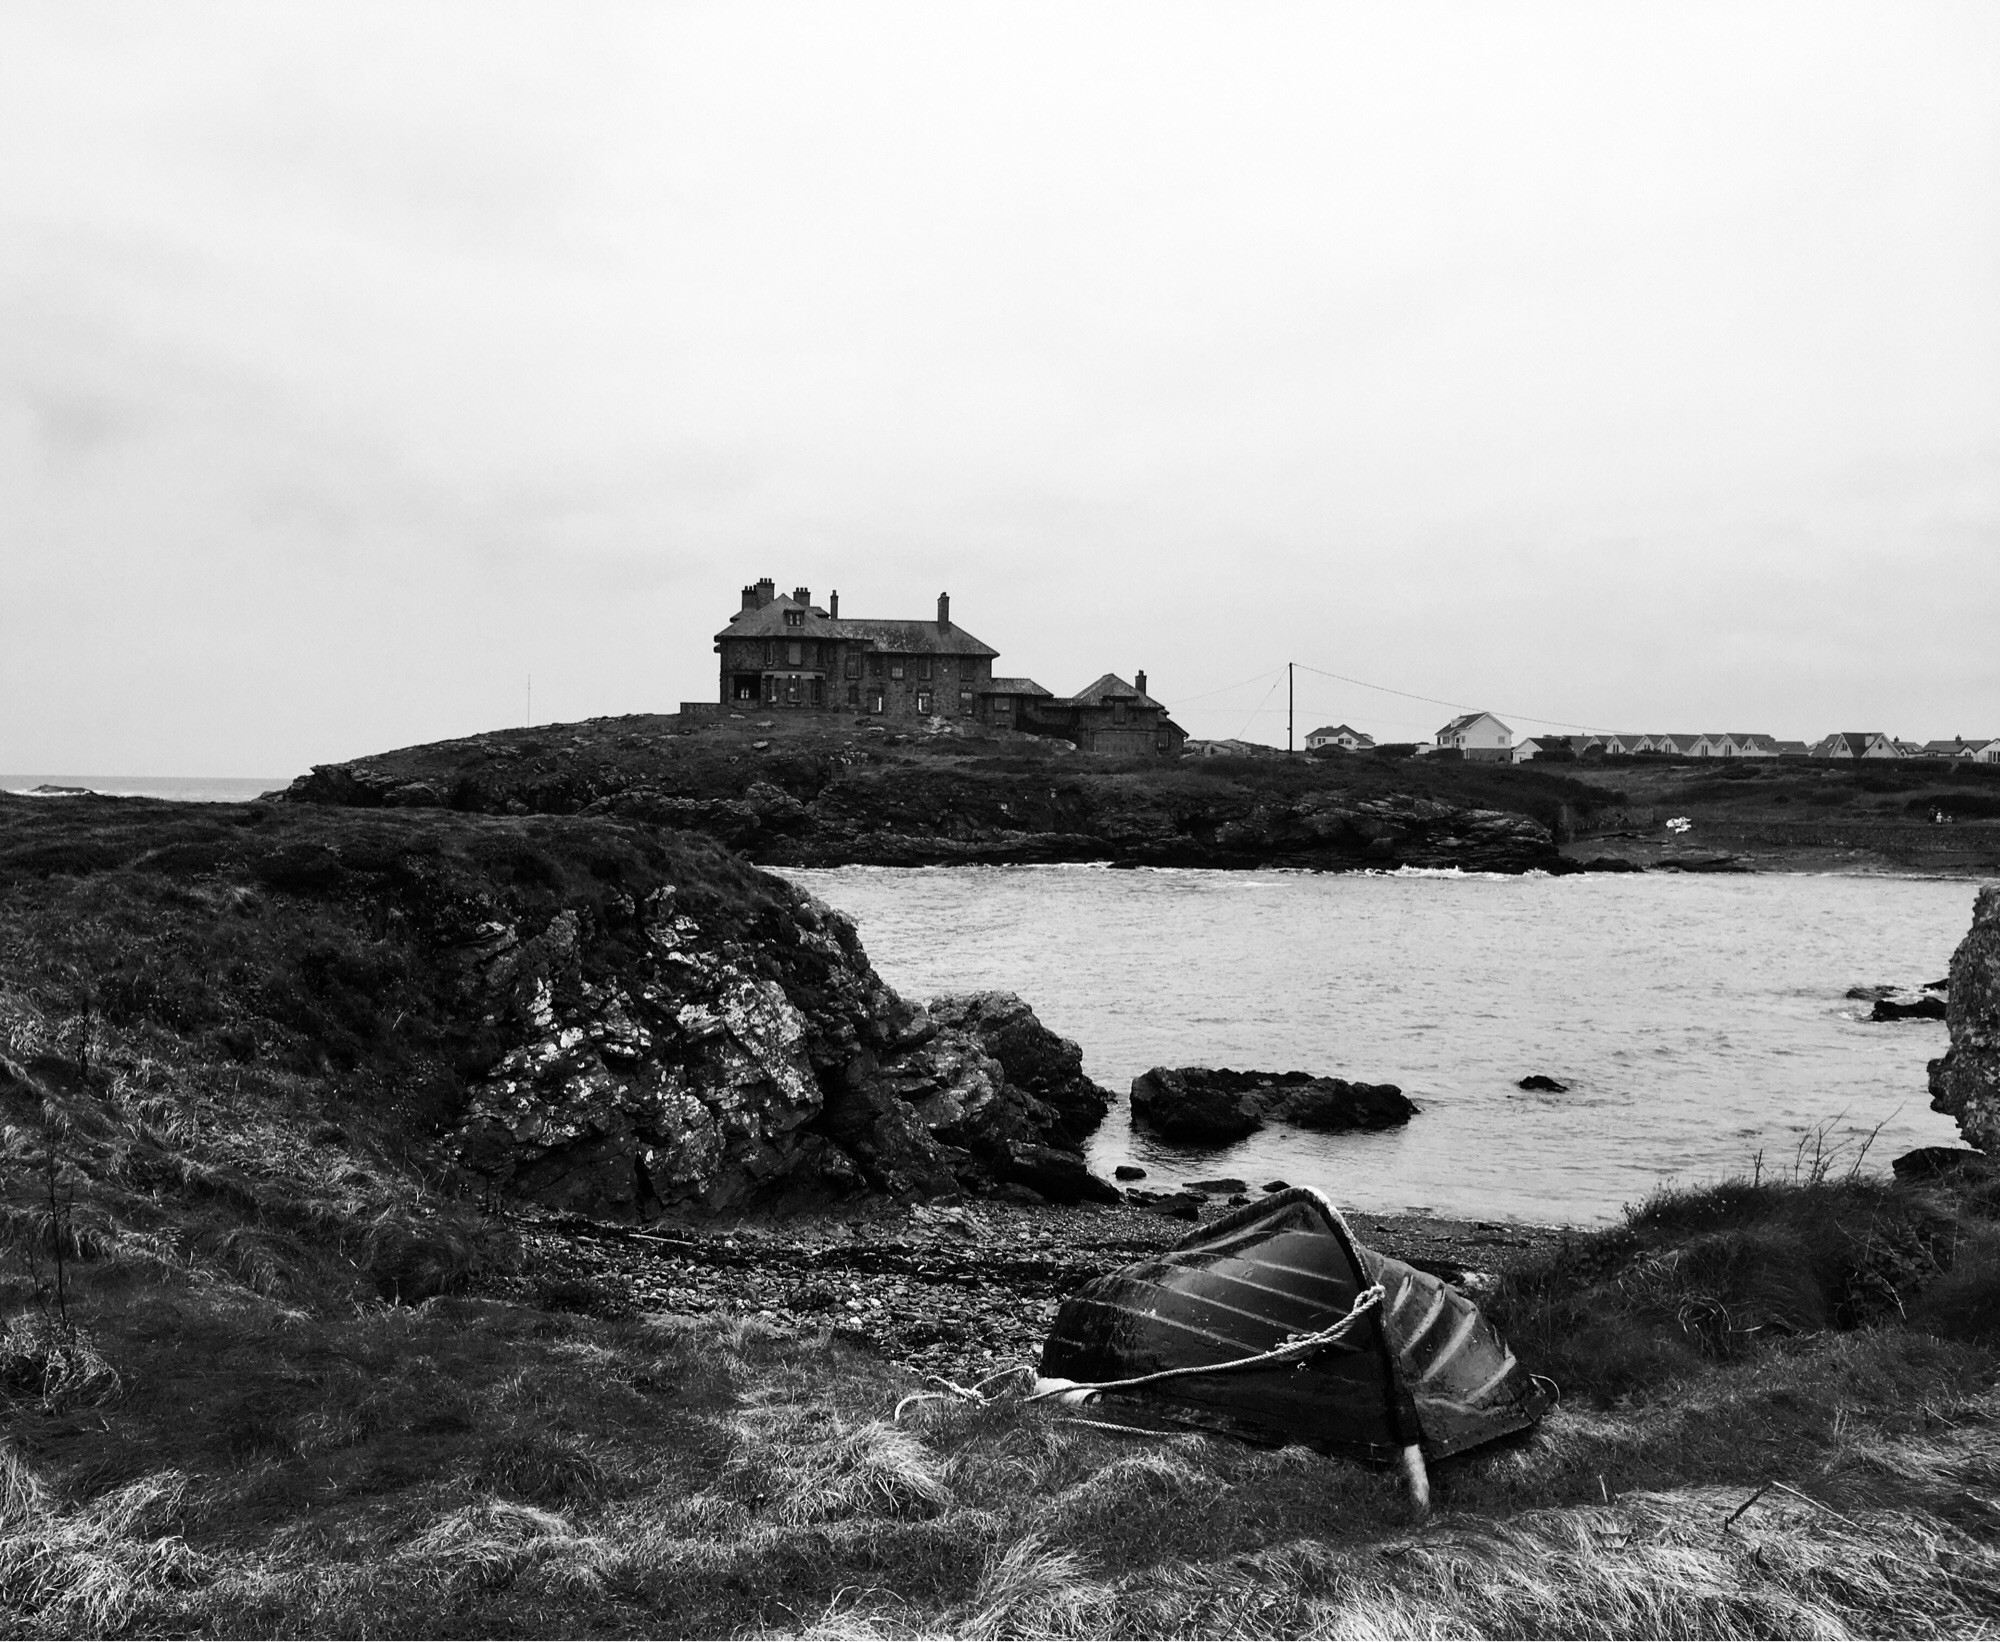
left=3, top=1, right=1996, bottom=772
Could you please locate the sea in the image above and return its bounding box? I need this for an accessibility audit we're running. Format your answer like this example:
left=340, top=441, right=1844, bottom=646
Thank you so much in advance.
left=1, top=775, right=293, bottom=803
left=778, top=864, right=1992, bottom=1226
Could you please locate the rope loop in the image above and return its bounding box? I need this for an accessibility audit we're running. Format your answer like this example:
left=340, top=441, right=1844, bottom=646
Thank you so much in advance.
left=891, top=1282, right=1388, bottom=1423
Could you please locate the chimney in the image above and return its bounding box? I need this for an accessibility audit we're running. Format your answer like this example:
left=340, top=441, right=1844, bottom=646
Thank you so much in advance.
left=741, top=584, right=758, bottom=612
left=793, top=586, right=811, bottom=608
left=1135, top=670, right=1148, bottom=697
left=755, top=577, right=775, bottom=608
left=937, top=591, right=950, bottom=630
left=829, top=590, right=839, bottom=619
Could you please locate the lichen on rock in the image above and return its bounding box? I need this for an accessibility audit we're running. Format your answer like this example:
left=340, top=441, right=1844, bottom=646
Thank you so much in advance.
left=1930, top=887, right=2000, bottom=1153
left=453, top=879, right=1119, bottom=1217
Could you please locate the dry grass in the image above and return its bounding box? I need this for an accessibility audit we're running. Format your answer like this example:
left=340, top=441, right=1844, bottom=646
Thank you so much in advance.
left=0, top=1243, right=1993, bottom=1637
left=5, top=796, right=2000, bottom=1636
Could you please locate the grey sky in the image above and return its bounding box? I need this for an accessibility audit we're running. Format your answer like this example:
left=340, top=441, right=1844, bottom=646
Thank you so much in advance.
left=3, top=1, right=1996, bottom=771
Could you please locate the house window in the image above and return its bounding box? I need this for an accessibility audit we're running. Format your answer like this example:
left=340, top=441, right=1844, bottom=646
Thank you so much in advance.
left=918, top=657, right=933, bottom=680
left=788, top=642, right=802, bottom=666
left=959, top=691, right=973, bottom=715
left=847, top=684, right=860, bottom=706
left=916, top=691, right=933, bottom=713
left=785, top=676, right=800, bottom=704
left=812, top=678, right=824, bottom=706
left=868, top=688, right=885, bottom=714
left=785, top=609, right=803, bottom=627
left=890, top=662, right=905, bottom=681
left=1113, top=701, right=1127, bottom=724
left=845, top=656, right=861, bottom=679
left=869, top=655, right=883, bottom=678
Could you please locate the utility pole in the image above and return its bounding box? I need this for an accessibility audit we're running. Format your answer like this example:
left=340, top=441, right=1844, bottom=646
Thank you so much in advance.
left=1288, top=662, right=1294, bottom=754
left=526, top=674, right=532, bottom=727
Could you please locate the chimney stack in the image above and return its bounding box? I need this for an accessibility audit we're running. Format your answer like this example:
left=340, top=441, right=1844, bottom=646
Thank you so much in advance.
left=741, top=584, right=758, bottom=612
left=829, top=590, right=839, bottom=618
left=1135, top=670, right=1148, bottom=697
left=754, top=577, right=775, bottom=608
left=937, top=591, right=950, bottom=630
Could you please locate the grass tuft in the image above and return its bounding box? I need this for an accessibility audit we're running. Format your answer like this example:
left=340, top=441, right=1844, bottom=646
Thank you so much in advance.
left=726, top=1403, right=954, bottom=1525
left=956, top=1531, right=1105, bottom=1639
left=398, top=1497, right=609, bottom=1594
left=0, top=1313, right=122, bottom=1410
left=0, top=1450, right=207, bottom=1635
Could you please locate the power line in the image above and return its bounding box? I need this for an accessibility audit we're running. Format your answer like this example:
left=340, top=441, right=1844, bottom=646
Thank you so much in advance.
left=1165, top=665, right=1288, bottom=705
left=1233, top=674, right=1284, bottom=741
left=1288, top=662, right=1612, bottom=735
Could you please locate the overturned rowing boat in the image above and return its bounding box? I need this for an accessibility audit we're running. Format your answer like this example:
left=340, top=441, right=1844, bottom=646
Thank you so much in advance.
left=1036, top=1187, right=1551, bottom=1508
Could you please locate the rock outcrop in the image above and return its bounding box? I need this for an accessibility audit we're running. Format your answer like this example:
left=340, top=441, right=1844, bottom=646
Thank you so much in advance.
left=455, top=900, right=1121, bottom=1214
left=1129, top=1066, right=1417, bottom=1145
left=0, top=795, right=1116, bottom=1220
left=1930, top=887, right=2000, bottom=1153
left=279, top=730, right=1572, bottom=875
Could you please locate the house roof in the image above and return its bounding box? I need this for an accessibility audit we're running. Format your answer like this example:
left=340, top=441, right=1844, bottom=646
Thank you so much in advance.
left=1061, top=673, right=1165, bottom=710
left=981, top=677, right=1053, bottom=698
left=718, top=595, right=998, bottom=657
left=1306, top=724, right=1374, bottom=742
left=1436, top=711, right=1511, bottom=737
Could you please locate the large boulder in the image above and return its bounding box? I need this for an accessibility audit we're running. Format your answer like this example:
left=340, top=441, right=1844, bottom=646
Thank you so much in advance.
left=1930, top=887, right=2000, bottom=1153
left=926, top=992, right=1112, bottom=1144
left=1130, top=1066, right=1417, bottom=1145
left=453, top=877, right=1115, bottom=1215
left=1129, top=1067, right=1264, bottom=1143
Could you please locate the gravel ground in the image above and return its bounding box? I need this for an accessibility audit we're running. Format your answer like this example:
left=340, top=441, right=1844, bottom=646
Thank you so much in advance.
left=502, top=1195, right=1567, bottom=1384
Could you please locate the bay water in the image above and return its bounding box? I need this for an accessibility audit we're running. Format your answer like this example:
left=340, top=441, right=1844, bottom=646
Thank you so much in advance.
left=780, top=865, right=1988, bottom=1226
left=1, top=775, right=292, bottom=803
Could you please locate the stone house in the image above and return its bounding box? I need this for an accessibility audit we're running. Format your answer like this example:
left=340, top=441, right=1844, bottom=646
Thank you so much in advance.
left=1305, top=724, right=1375, bottom=751
left=715, top=579, right=996, bottom=720
left=1018, top=673, right=1187, bottom=757
left=709, top=579, right=1185, bottom=754
left=1433, top=711, right=1513, bottom=761
left=978, top=677, right=1054, bottom=733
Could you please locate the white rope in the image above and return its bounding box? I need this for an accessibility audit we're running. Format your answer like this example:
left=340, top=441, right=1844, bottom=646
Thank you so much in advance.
left=1024, top=1281, right=1386, bottom=1401
left=892, top=1282, right=1387, bottom=1422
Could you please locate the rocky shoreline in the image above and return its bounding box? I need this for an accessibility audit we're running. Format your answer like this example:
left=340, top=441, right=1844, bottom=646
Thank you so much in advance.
left=506, top=1195, right=1566, bottom=1383
left=275, top=716, right=1581, bottom=875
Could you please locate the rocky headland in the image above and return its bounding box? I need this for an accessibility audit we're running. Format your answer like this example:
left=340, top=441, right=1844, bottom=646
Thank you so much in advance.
left=270, top=709, right=2000, bottom=876
left=0, top=793, right=1115, bottom=1227
left=276, top=714, right=1588, bottom=874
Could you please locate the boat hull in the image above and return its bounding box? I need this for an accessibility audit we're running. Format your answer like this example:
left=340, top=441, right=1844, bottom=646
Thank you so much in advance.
left=1038, top=1188, right=1550, bottom=1460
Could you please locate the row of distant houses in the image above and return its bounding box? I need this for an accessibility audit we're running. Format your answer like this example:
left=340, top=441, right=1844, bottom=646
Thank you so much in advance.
left=1299, top=714, right=2000, bottom=764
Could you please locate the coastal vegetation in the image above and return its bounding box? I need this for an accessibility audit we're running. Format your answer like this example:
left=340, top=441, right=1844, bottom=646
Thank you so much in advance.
left=271, top=710, right=2000, bottom=876
left=1, top=792, right=1997, bottom=1635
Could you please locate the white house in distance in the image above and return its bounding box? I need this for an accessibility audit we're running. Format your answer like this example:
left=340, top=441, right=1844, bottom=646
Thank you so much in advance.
left=1305, top=724, right=1376, bottom=751
left=1812, top=731, right=1904, bottom=759
left=1433, top=711, right=1513, bottom=761
left=1920, top=738, right=2000, bottom=762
